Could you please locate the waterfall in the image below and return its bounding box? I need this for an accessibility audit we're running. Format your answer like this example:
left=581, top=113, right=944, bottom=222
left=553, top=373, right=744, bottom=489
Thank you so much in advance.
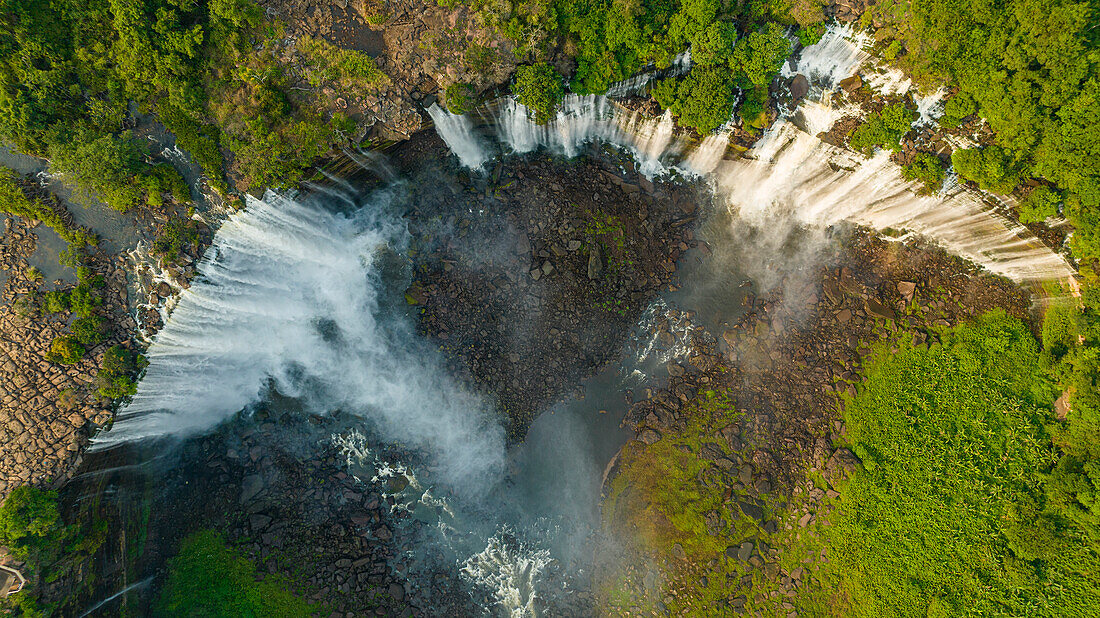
left=491, top=96, right=686, bottom=178
left=427, top=104, right=492, bottom=170
left=95, top=189, right=506, bottom=492
left=430, top=25, right=1075, bottom=283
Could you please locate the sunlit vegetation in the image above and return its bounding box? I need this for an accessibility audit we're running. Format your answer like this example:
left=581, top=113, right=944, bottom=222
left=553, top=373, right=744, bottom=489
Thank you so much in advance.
left=847, top=103, right=914, bottom=154
left=858, top=0, right=1099, bottom=265
left=0, top=0, right=375, bottom=197
left=444, top=82, right=477, bottom=114
left=512, top=63, right=564, bottom=124
left=901, top=152, right=944, bottom=193
left=94, top=345, right=146, bottom=399
left=601, top=390, right=779, bottom=615
left=0, top=485, right=108, bottom=617
left=780, top=311, right=1100, bottom=616
left=0, top=172, right=96, bottom=249
left=157, top=530, right=315, bottom=616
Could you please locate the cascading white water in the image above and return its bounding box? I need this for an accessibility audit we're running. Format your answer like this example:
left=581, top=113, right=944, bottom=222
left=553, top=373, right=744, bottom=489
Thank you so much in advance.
left=492, top=96, right=686, bottom=178
left=433, top=25, right=1075, bottom=283
left=96, top=189, right=506, bottom=491
left=427, top=103, right=492, bottom=170
left=461, top=531, right=552, bottom=618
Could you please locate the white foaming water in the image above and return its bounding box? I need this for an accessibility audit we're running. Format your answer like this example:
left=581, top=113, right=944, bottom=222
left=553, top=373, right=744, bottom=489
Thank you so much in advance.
left=334, top=430, right=559, bottom=617
left=782, top=24, right=872, bottom=88
left=427, top=103, right=492, bottom=170
left=492, top=96, right=685, bottom=177
left=96, top=190, right=506, bottom=491
left=434, top=25, right=1074, bottom=283
left=461, top=530, right=553, bottom=618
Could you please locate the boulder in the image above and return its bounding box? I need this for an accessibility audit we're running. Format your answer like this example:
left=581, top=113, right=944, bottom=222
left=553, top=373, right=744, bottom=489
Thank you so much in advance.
left=790, top=74, right=809, bottom=103
left=839, top=74, right=863, bottom=93
left=897, top=281, right=916, bottom=300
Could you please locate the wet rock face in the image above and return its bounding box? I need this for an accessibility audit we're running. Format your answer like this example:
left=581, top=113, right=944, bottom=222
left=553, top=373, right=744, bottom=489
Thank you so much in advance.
left=394, top=133, right=708, bottom=439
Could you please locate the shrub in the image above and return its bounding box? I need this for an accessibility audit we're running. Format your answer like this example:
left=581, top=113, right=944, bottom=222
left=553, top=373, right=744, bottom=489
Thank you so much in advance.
left=952, top=145, right=1022, bottom=194
left=0, top=486, right=62, bottom=560
left=71, top=316, right=108, bottom=346
left=796, top=22, right=826, bottom=47
left=512, top=63, right=565, bottom=124
left=157, top=530, right=315, bottom=616
left=48, top=130, right=149, bottom=212
left=69, top=282, right=102, bottom=318
left=1019, top=185, right=1061, bottom=223
left=95, top=345, right=147, bottom=399
left=901, top=152, right=945, bottom=193
left=48, top=336, right=86, bottom=364
left=153, top=218, right=200, bottom=262
left=444, top=83, right=476, bottom=115
left=42, top=291, right=71, bottom=314
left=297, top=36, right=387, bottom=90
left=848, top=103, right=915, bottom=154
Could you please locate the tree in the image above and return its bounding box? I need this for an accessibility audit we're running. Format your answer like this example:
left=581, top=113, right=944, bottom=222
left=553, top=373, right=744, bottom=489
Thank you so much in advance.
left=652, top=65, right=737, bottom=134
left=1019, top=186, right=1060, bottom=223
left=0, top=486, right=62, bottom=560
left=71, top=316, right=108, bottom=346
left=690, top=21, right=737, bottom=68
left=95, top=345, right=146, bottom=399
left=513, top=63, right=565, bottom=124
left=48, top=336, right=85, bottom=364
left=952, top=146, right=1022, bottom=194
left=848, top=103, right=915, bottom=154
left=902, top=153, right=945, bottom=193
left=729, top=23, right=791, bottom=88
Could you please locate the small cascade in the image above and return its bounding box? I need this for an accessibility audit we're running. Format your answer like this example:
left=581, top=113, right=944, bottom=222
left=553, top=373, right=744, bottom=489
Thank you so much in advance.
left=430, top=24, right=1075, bottom=284
left=492, top=96, right=687, bottom=177
left=427, top=104, right=492, bottom=170
left=714, top=104, right=1071, bottom=281
left=782, top=24, right=872, bottom=88
left=912, top=88, right=947, bottom=126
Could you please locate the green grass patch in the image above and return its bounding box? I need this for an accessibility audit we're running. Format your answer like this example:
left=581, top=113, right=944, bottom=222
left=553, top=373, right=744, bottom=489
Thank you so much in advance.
left=157, top=530, right=315, bottom=617
left=803, top=310, right=1100, bottom=617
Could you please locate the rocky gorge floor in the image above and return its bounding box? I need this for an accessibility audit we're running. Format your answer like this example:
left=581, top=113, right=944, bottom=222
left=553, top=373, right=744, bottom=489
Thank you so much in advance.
left=391, top=132, right=707, bottom=438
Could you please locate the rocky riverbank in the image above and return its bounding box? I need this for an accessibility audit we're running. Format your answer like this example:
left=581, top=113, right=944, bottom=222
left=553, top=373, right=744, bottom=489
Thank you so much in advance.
left=0, top=219, right=128, bottom=497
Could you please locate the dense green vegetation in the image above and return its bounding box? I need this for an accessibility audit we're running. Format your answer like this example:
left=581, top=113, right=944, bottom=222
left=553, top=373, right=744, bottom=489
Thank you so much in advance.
left=157, top=530, right=315, bottom=616
left=0, top=171, right=95, bottom=248
left=901, top=152, right=944, bottom=193
left=512, top=62, right=565, bottom=124
left=861, top=0, right=1100, bottom=265
left=0, top=485, right=108, bottom=617
left=824, top=310, right=1100, bottom=615
left=601, top=390, right=780, bottom=614
left=847, top=102, right=915, bottom=154
left=0, top=0, right=380, bottom=196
